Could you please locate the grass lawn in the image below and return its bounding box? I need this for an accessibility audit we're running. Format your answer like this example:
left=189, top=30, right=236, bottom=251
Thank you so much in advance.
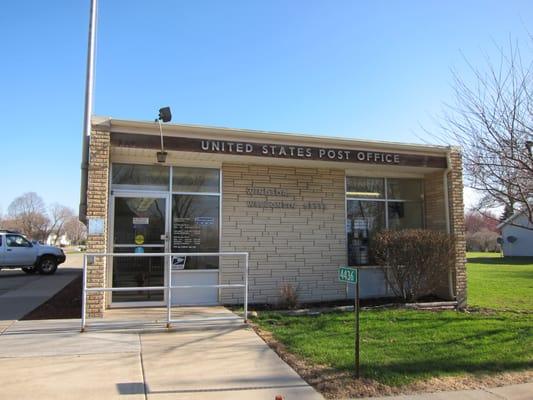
left=467, top=252, right=533, bottom=311
left=253, top=253, right=533, bottom=389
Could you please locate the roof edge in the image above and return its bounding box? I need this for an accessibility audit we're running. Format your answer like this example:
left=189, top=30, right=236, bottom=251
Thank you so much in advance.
left=92, top=116, right=453, bottom=154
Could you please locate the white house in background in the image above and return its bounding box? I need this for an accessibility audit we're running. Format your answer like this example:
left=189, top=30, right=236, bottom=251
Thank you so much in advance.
left=497, top=212, right=533, bottom=257
left=46, top=233, right=71, bottom=247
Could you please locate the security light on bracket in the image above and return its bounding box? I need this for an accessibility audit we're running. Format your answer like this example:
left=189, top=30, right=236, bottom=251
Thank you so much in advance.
left=155, top=107, right=172, bottom=163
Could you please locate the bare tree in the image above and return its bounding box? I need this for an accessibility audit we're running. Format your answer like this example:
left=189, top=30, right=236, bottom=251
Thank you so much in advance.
left=47, top=204, right=75, bottom=245
left=7, top=192, right=50, bottom=240
left=64, top=216, right=87, bottom=245
left=437, top=39, right=533, bottom=227
left=464, top=210, right=499, bottom=233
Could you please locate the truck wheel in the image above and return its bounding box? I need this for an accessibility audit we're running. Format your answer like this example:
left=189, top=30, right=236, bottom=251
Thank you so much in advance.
left=22, top=267, right=37, bottom=274
left=38, top=257, right=58, bottom=275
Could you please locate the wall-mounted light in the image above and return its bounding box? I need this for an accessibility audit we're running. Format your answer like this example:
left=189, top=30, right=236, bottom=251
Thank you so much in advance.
left=156, top=106, right=172, bottom=163
left=526, top=141, right=533, bottom=157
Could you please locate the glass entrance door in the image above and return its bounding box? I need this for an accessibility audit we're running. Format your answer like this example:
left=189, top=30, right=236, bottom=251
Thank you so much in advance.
left=111, top=195, right=167, bottom=305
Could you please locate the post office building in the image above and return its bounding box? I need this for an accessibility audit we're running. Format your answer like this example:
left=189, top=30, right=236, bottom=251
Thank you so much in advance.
left=81, top=117, right=466, bottom=317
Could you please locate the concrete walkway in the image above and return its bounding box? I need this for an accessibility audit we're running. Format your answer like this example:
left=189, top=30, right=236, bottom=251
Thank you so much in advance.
left=359, top=383, right=533, bottom=400
left=0, top=307, right=323, bottom=399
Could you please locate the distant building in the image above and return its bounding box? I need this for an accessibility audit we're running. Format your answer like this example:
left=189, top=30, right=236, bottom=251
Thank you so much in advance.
left=46, top=234, right=71, bottom=247
left=497, top=212, right=533, bottom=256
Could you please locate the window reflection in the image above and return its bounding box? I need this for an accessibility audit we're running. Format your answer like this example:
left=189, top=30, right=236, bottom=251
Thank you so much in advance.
left=346, top=200, right=385, bottom=265
left=388, top=201, right=424, bottom=229
left=346, top=177, right=424, bottom=266
left=387, top=178, right=423, bottom=201
left=172, top=194, right=220, bottom=270
left=112, top=164, right=169, bottom=190
left=172, top=167, right=220, bottom=193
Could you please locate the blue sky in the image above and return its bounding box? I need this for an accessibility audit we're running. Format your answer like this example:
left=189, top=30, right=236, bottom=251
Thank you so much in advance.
left=0, top=0, right=532, bottom=213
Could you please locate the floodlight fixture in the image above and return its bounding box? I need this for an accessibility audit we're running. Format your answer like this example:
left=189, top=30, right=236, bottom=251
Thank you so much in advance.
left=155, top=106, right=172, bottom=163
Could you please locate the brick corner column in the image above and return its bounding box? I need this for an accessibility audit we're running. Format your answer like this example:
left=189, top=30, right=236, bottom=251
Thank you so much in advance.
left=85, top=130, right=110, bottom=318
left=448, top=148, right=467, bottom=309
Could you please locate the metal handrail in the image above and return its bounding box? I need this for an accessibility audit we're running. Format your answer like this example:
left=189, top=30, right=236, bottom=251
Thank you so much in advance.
left=81, top=251, right=249, bottom=332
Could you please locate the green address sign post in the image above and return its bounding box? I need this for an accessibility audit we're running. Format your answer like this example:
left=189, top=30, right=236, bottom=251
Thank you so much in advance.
left=339, top=266, right=361, bottom=378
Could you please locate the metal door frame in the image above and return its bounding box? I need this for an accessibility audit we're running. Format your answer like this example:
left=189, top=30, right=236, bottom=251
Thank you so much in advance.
left=108, top=190, right=171, bottom=308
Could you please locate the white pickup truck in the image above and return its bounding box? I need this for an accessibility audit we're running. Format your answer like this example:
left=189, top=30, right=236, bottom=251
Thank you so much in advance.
left=0, top=230, right=66, bottom=275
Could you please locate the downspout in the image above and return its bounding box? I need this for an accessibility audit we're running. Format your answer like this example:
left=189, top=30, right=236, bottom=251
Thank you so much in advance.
left=79, top=0, right=98, bottom=225
left=443, top=149, right=455, bottom=299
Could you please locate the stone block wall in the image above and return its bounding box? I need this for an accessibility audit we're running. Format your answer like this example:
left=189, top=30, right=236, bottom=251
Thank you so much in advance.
left=85, top=130, right=110, bottom=317
left=423, top=150, right=466, bottom=306
left=448, top=149, right=467, bottom=308
left=424, top=171, right=446, bottom=231
left=219, top=164, right=347, bottom=304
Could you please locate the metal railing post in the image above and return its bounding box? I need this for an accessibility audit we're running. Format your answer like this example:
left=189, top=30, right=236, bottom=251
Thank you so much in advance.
left=244, top=252, right=249, bottom=323
left=81, top=254, right=87, bottom=332
left=166, top=254, right=172, bottom=329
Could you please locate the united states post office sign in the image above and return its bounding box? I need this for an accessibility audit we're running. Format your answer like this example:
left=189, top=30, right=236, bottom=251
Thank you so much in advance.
left=111, top=133, right=448, bottom=169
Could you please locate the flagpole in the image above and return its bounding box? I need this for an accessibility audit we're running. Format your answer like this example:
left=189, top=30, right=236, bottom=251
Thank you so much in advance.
left=79, top=0, right=98, bottom=224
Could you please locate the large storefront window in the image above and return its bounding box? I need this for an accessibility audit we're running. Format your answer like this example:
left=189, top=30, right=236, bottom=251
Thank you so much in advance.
left=109, top=164, right=221, bottom=304
left=346, top=177, right=424, bottom=266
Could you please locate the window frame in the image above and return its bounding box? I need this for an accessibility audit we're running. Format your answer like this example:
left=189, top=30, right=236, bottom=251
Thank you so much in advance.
left=110, top=163, right=171, bottom=192
left=108, top=162, right=222, bottom=270
left=345, top=176, right=425, bottom=266
left=345, top=177, right=425, bottom=230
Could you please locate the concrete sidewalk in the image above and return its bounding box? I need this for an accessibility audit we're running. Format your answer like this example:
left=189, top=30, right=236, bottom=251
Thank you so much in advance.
left=359, top=383, right=533, bottom=400
left=0, top=307, right=323, bottom=399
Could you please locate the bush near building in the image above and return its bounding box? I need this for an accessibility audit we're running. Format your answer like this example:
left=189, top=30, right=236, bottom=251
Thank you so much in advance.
left=372, top=229, right=454, bottom=301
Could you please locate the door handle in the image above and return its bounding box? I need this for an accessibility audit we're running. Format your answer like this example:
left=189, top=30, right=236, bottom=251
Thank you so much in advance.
left=6, top=249, right=12, bottom=252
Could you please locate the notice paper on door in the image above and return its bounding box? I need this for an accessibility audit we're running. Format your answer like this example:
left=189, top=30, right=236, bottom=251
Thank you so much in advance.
left=133, top=217, right=149, bottom=225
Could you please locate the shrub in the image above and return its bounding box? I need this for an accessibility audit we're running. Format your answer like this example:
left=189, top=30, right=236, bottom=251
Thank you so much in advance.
left=372, top=229, right=455, bottom=302
left=279, top=283, right=299, bottom=309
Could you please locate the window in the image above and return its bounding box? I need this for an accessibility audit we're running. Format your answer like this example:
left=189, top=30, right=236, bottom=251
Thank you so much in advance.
left=346, top=177, right=384, bottom=199
left=346, top=177, right=424, bottom=265
left=172, top=167, right=220, bottom=193
left=386, top=178, right=424, bottom=230
left=171, top=195, right=220, bottom=270
left=112, top=164, right=169, bottom=191
left=172, top=167, right=220, bottom=270
left=347, top=200, right=385, bottom=265
left=6, top=235, right=32, bottom=248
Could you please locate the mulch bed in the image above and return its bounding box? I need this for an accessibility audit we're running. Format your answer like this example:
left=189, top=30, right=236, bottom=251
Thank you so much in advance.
left=21, top=275, right=82, bottom=320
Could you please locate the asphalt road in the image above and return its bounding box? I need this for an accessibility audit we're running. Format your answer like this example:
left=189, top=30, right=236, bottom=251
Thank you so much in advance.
left=0, top=252, right=82, bottom=323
